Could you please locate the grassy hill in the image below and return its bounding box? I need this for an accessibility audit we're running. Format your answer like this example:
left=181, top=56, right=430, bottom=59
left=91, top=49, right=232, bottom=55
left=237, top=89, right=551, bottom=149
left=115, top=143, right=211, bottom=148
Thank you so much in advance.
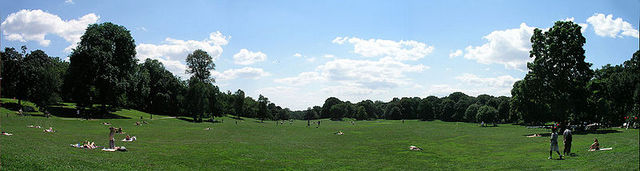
left=1, top=98, right=638, bottom=170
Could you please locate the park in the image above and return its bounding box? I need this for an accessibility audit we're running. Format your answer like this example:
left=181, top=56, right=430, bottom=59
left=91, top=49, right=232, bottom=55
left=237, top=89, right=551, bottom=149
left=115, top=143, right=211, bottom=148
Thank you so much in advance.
left=0, top=98, right=638, bottom=170
left=1, top=1, right=640, bottom=170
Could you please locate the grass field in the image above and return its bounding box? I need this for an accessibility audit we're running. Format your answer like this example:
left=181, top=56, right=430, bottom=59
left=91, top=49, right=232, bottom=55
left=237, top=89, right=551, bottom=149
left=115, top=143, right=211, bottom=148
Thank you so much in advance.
left=1, top=98, right=638, bottom=170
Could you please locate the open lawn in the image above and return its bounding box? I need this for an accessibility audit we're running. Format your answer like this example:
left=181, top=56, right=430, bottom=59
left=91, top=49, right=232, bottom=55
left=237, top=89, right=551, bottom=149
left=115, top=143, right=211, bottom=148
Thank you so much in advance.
left=1, top=99, right=638, bottom=170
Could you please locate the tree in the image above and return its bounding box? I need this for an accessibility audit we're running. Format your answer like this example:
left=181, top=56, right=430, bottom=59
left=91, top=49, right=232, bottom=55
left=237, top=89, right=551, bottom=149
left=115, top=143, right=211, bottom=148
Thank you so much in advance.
left=234, top=89, right=245, bottom=117
left=304, top=107, right=319, bottom=120
left=186, top=49, right=215, bottom=83
left=257, top=94, right=270, bottom=122
left=526, top=21, right=593, bottom=123
left=1, top=47, right=24, bottom=103
left=388, top=106, right=402, bottom=121
left=22, top=50, right=63, bottom=110
left=67, top=22, right=137, bottom=115
left=186, top=77, right=211, bottom=122
left=354, top=106, right=367, bottom=120
left=417, top=98, right=434, bottom=121
left=330, top=103, right=349, bottom=120
left=321, top=97, right=342, bottom=119
left=464, top=104, right=481, bottom=122
left=440, top=99, right=455, bottom=121
left=476, top=105, right=498, bottom=125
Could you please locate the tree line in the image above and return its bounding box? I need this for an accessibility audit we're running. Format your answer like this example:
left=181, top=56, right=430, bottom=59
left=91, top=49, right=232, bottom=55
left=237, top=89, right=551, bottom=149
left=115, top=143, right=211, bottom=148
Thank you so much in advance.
left=1, top=21, right=638, bottom=126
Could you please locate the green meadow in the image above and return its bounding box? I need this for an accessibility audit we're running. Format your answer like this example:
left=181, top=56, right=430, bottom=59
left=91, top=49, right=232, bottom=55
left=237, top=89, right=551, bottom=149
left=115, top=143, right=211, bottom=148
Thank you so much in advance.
left=0, top=99, right=638, bottom=170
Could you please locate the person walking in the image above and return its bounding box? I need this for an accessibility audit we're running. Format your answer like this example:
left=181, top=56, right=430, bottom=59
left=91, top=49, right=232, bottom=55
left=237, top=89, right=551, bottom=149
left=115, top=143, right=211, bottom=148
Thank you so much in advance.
left=549, top=128, right=563, bottom=160
left=563, top=127, right=572, bottom=156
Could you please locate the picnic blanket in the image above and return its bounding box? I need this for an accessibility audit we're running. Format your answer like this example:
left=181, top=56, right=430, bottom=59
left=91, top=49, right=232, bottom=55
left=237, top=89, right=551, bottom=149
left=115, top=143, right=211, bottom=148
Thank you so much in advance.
left=588, top=147, right=612, bottom=151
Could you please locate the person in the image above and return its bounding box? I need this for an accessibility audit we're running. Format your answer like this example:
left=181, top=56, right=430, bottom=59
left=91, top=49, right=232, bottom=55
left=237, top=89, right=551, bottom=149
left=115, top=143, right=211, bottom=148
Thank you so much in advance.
left=307, top=120, right=310, bottom=127
left=563, top=128, right=573, bottom=156
left=409, top=145, right=422, bottom=151
left=549, top=128, right=563, bottom=159
left=235, top=120, right=238, bottom=125
left=335, top=131, right=344, bottom=135
left=108, top=127, right=116, bottom=149
left=1, top=131, right=13, bottom=136
left=44, top=127, right=55, bottom=133
left=589, top=138, right=600, bottom=151
left=317, top=121, right=320, bottom=128
left=135, top=121, right=141, bottom=126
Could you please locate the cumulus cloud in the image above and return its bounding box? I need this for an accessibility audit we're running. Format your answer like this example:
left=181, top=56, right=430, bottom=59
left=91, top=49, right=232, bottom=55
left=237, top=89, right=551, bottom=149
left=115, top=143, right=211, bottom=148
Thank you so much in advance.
left=586, top=13, right=639, bottom=38
left=274, top=72, right=325, bottom=86
left=233, top=49, right=267, bottom=65
left=323, top=54, right=335, bottom=58
left=136, top=31, right=229, bottom=79
left=65, top=0, right=74, bottom=4
left=212, top=67, right=271, bottom=81
left=0, top=9, right=99, bottom=52
left=562, top=17, right=588, bottom=33
left=455, top=73, right=519, bottom=88
left=318, top=57, right=429, bottom=89
left=463, top=23, right=536, bottom=71
left=332, top=36, right=434, bottom=61
left=293, top=53, right=302, bottom=57
left=449, top=49, right=463, bottom=58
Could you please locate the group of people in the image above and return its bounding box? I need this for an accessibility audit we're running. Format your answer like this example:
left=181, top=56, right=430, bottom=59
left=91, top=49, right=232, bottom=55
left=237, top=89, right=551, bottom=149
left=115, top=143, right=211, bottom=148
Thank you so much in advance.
left=549, top=127, right=572, bottom=160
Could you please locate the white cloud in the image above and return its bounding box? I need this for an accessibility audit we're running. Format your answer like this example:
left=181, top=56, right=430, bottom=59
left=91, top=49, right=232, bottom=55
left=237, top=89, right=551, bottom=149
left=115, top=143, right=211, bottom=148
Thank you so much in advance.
left=455, top=73, right=519, bottom=88
left=274, top=72, right=325, bottom=86
left=0, top=9, right=99, bottom=52
left=449, top=49, right=463, bottom=58
left=562, top=17, right=588, bottom=33
left=318, top=57, right=429, bottom=89
left=233, top=49, right=267, bottom=65
left=136, top=31, right=230, bottom=78
left=256, top=86, right=321, bottom=110
left=293, top=53, right=302, bottom=57
left=463, top=23, right=536, bottom=71
left=332, top=36, right=435, bottom=61
left=65, top=0, right=74, bottom=4
left=586, top=13, right=639, bottom=38
left=323, top=54, right=335, bottom=58
left=136, top=27, right=148, bottom=32
left=212, top=67, right=271, bottom=81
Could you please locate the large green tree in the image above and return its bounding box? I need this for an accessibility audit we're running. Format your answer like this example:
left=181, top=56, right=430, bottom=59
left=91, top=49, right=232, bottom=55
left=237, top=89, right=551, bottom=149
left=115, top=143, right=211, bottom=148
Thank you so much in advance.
left=525, top=21, right=593, bottom=123
left=67, top=22, right=137, bottom=115
left=22, top=50, right=63, bottom=110
left=186, top=49, right=215, bottom=83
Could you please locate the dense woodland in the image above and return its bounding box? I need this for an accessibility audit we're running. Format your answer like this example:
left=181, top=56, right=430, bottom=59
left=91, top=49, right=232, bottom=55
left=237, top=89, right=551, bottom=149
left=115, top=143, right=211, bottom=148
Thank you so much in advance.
left=1, top=21, right=638, bottom=126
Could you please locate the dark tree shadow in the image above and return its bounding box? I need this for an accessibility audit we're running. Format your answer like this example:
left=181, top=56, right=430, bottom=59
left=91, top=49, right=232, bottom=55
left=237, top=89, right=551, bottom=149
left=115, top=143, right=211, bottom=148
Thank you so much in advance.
left=573, top=129, right=621, bottom=135
left=522, top=133, right=551, bottom=137
left=46, top=106, right=130, bottom=119
left=176, top=117, right=196, bottom=122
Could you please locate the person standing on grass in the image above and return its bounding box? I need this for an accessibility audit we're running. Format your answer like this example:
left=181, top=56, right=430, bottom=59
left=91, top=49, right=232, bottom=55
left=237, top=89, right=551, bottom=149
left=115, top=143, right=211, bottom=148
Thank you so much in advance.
left=563, top=127, right=572, bottom=156
left=108, top=127, right=116, bottom=149
left=549, top=128, right=563, bottom=159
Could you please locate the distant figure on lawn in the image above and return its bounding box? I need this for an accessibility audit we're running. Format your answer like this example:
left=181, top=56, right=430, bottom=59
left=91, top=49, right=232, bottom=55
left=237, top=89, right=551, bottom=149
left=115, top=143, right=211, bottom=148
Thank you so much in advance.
left=317, top=121, right=320, bottom=128
left=549, top=128, right=563, bottom=159
left=589, top=138, right=600, bottom=151
left=108, top=127, right=116, bottom=149
left=563, top=128, right=572, bottom=156
left=307, top=120, right=310, bottom=127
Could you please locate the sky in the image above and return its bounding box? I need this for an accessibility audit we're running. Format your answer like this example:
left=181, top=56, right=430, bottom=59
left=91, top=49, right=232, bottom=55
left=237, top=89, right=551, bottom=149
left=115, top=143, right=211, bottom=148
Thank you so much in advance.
left=1, top=0, right=639, bottom=110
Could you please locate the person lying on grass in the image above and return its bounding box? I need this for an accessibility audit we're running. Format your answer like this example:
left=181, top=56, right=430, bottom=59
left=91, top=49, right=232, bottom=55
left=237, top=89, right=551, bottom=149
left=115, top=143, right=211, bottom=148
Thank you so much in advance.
left=44, top=127, right=55, bottom=133
left=102, top=122, right=111, bottom=125
left=1, top=131, right=13, bottom=136
left=122, top=135, right=137, bottom=141
left=27, top=125, right=42, bottom=128
left=589, top=138, right=600, bottom=151
left=409, top=146, right=422, bottom=151
left=70, top=141, right=100, bottom=149
left=335, top=131, right=344, bottom=135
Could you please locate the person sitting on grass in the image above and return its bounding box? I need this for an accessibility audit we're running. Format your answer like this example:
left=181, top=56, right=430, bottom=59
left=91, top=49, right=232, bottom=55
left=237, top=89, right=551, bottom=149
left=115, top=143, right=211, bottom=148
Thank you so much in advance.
left=44, top=127, right=55, bottom=133
left=115, top=127, right=124, bottom=134
left=589, top=138, right=600, bottom=151
left=548, top=128, right=563, bottom=160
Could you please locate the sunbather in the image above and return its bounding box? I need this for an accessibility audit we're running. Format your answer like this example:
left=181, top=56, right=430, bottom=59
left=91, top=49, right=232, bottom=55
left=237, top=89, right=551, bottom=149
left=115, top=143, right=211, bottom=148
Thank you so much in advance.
left=1, top=132, right=13, bottom=136
left=335, top=131, right=344, bottom=135
left=409, top=145, right=422, bottom=151
left=102, top=122, right=111, bottom=125
left=44, top=127, right=55, bottom=133
left=589, top=138, right=600, bottom=151
left=28, top=125, right=42, bottom=128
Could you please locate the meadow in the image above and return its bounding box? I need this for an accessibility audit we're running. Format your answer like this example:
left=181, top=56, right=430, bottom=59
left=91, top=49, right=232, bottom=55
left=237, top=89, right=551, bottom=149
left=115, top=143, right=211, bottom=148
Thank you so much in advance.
left=0, top=98, right=638, bottom=170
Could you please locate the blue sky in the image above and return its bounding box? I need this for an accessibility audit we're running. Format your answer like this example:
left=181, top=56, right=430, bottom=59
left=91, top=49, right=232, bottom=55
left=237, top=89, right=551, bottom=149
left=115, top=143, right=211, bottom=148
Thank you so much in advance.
left=2, top=0, right=638, bottom=110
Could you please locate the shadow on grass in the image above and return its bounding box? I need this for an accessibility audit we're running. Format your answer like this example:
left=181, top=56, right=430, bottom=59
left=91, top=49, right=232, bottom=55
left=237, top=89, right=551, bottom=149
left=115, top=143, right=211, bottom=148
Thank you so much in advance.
left=573, top=129, right=621, bottom=135
left=1, top=102, right=37, bottom=112
left=47, top=106, right=130, bottom=119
